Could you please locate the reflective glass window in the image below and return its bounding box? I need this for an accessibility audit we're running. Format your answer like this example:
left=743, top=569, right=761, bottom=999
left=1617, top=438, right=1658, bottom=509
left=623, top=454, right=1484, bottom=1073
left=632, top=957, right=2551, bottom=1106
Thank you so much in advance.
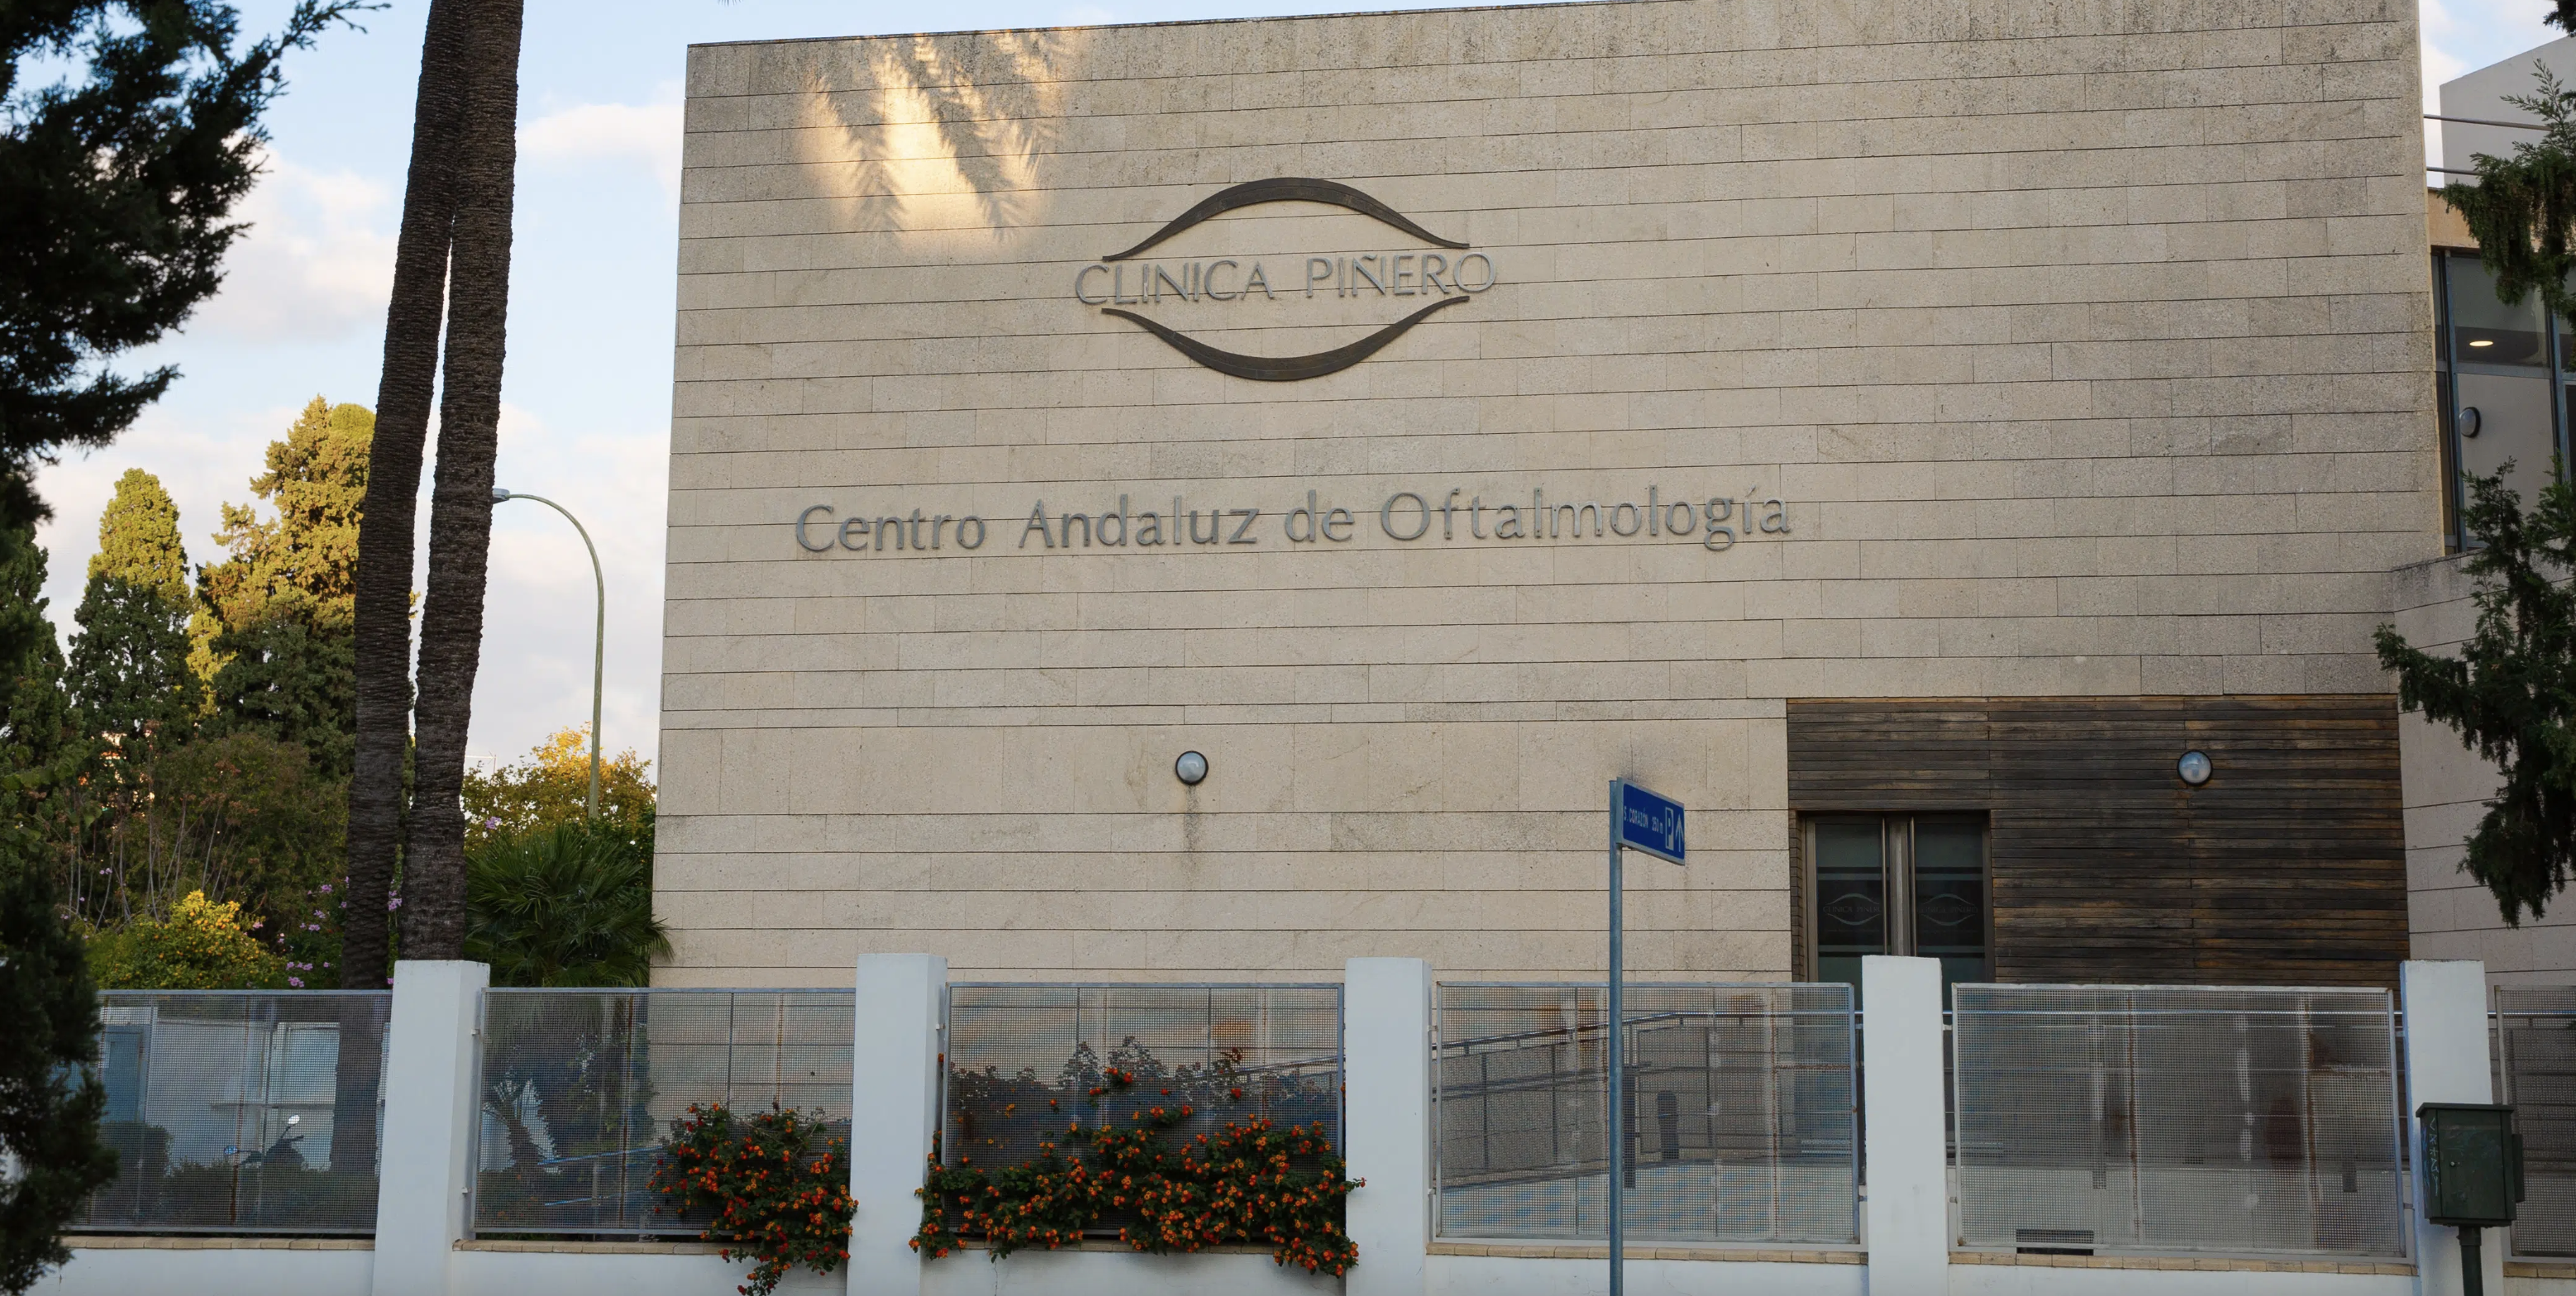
left=1806, top=814, right=1992, bottom=1000
left=1912, top=817, right=1991, bottom=993
left=2450, top=255, right=2548, bottom=369
left=1812, top=817, right=1886, bottom=994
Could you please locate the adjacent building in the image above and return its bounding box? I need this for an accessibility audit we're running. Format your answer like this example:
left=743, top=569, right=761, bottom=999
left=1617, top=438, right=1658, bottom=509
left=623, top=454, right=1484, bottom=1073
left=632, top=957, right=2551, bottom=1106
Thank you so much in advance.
left=657, top=0, right=2454, bottom=992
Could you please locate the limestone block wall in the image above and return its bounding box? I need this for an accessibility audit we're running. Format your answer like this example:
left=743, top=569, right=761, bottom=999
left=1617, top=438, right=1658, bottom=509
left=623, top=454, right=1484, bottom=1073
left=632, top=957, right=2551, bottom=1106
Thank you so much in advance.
left=2390, top=554, right=2576, bottom=982
left=659, top=0, right=2436, bottom=984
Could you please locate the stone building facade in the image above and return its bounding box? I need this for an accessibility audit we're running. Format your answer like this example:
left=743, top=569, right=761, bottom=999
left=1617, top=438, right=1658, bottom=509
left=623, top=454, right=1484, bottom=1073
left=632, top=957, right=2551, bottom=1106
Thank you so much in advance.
left=656, top=0, right=2433, bottom=987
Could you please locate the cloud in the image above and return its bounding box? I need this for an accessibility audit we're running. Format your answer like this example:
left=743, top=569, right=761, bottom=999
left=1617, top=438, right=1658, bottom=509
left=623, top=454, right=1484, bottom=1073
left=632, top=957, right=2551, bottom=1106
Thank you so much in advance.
left=32, top=398, right=312, bottom=640
left=520, top=98, right=684, bottom=198
left=467, top=403, right=670, bottom=766
left=184, top=152, right=397, bottom=345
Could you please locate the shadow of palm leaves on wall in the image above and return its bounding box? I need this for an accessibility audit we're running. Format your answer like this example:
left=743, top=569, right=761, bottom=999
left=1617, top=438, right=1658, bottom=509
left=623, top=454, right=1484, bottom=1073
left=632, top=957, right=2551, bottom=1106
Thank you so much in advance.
left=791, top=28, right=1080, bottom=236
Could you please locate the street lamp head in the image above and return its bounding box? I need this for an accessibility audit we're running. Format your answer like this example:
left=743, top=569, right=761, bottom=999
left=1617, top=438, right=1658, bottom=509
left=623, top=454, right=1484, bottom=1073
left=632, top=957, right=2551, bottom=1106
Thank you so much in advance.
left=491, top=487, right=512, bottom=502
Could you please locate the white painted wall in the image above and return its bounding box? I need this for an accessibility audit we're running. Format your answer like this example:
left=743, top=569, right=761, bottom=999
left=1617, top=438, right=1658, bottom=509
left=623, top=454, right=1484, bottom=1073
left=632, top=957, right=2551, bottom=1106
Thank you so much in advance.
left=40, top=1246, right=370, bottom=1296
left=1345, top=957, right=1432, bottom=1296
left=373, top=960, right=489, bottom=1296
left=2407, top=960, right=2507, bottom=1296
left=1864, top=956, right=1949, bottom=1296
left=920, top=1248, right=1339, bottom=1296
left=1950, top=1266, right=2415, bottom=1296
left=2441, top=36, right=2576, bottom=174
left=852, top=953, right=947, bottom=1296
left=451, top=1248, right=847, bottom=1295
left=1425, top=1252, right=1863, bottom=1296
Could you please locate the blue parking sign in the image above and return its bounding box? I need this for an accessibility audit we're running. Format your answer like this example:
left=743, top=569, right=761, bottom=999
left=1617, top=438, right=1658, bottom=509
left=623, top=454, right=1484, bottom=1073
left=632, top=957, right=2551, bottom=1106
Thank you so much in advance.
left=1612, top=779, right=1684, bottom=864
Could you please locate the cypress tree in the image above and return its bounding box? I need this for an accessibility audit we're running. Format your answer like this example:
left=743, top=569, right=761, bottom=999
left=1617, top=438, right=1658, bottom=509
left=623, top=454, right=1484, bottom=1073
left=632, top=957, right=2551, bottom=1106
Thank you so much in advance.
left=85, top=469, right=188, bottom=606
left=66, top=473, right=197, bottom=749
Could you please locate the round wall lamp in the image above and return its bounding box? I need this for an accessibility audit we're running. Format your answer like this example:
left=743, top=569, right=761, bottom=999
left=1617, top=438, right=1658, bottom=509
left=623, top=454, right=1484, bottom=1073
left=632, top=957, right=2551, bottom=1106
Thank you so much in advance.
left=2459, top=406, right=2483, bottom=439
left=2177, top=750, right=2213, bottom=787
left=1175, top=750, right=1209, bottom=786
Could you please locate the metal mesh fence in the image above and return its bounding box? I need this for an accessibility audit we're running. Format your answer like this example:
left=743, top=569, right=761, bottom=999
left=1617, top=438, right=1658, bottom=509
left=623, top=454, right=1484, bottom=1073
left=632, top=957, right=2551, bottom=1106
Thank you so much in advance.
left=79, top=991, right=390, bottom=1234
left=471, top=989, right=854, bottom=1236
left=1433, top=983, right=1858, bottom=1246
left=2495, top=984, right=2576, bottom=1257
left=1952, top=984, right=2405, bottom=1259
left=941, top=984, right=1343, bottom=1172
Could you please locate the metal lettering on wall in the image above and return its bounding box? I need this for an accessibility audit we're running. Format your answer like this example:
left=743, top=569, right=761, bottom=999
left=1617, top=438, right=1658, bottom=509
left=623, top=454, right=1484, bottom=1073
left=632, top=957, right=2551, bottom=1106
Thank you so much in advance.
left=1071, top=177, right=1493, bottom=382
left=792, top=486, right=1792, bottom=555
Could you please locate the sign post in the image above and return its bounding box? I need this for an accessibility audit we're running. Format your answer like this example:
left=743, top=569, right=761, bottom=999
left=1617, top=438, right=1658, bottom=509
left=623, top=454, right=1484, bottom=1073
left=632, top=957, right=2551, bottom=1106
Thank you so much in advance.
left=1605, top=779, right=1685, bottom=1296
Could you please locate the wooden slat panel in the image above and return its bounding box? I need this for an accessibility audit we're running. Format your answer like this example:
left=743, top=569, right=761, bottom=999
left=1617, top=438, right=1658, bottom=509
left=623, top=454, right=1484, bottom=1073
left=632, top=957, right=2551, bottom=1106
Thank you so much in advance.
left=1787, top=696, right=2408, bottom=989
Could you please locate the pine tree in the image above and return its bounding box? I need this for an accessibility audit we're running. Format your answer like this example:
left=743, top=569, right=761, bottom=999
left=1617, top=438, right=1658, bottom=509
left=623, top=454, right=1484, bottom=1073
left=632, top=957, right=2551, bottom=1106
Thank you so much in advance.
left=0, top=1, right=362, bottom=537
left=200, top=398, right=370, bottom=632
left=198, top=398, right=369, bottom=775
left=0, top=822, right=117, bottom=1295
left=0, top=522, right=69, bottom=770
left=2379, top=468, right=2576, bottom=921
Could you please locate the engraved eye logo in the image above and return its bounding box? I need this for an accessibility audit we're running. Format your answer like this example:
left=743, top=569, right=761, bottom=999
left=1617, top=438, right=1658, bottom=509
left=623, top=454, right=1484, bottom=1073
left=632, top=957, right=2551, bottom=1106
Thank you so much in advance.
left=1823, top=893, right=1883, bottom=927
left=1076, top=178, right=1491, bottom=382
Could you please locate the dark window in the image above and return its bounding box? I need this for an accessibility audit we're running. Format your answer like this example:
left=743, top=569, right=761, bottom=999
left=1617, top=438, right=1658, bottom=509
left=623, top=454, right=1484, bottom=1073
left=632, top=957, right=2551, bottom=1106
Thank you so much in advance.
left=1803, top=813, right=1990, bottom=1002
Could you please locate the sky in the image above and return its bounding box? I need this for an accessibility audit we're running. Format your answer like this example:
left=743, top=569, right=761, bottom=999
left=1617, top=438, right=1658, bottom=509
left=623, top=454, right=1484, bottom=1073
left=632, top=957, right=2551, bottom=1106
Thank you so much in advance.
left=22, top=0, right=2562, bottom=772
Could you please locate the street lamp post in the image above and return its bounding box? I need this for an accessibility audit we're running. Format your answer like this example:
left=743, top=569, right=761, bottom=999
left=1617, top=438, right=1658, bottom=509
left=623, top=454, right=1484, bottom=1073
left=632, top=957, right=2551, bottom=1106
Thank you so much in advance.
left=492, top=487, right=603, bottom=820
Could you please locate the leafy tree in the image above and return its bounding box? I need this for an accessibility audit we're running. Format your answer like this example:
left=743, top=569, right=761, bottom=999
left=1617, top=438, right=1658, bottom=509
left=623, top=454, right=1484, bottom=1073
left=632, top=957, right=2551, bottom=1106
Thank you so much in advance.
left=0, top=1, right=364, bottom=536
left=206, top=619, right=355, bottom=777
left=463, top=822, right=667, bottom=987
left=463, top=725, right=654, bottom=856
left=198, top=398, right=369, bottom=774
left=142, top=732, right=343, bottom=927
left=0, top=816, right=117, bottom=1295
left=2441, top=64, right=2576, bottom=317
left=86, top=889, right=288, bottom=989
left=2375, top=467, right=2576, bottom=922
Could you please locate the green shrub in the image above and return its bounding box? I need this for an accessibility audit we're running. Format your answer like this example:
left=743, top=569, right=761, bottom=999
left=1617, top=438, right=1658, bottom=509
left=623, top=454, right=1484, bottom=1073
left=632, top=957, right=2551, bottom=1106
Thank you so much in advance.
left=88, top=890, right=288, bottom=989
left=465, top=822, right=668, bottom=986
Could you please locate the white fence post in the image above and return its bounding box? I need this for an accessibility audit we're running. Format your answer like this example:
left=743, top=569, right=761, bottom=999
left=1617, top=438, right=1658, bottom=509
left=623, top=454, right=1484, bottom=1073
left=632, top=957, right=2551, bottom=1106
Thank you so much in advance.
left=2405, top=959, right=2502, bottom=1296
left=849, top=954, right=947, bottom=1296
left=1862, top=955, right=1947, bottom=1296
left=1344, top=957, right=1432, bottom=1296
left=370, top=959, right=489, bottom=1296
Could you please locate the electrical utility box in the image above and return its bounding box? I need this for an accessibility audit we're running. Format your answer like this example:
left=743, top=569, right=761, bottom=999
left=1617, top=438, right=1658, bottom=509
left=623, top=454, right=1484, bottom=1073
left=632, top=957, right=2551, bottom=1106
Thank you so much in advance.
left=2420, top=1103, right=2525, bottom=1228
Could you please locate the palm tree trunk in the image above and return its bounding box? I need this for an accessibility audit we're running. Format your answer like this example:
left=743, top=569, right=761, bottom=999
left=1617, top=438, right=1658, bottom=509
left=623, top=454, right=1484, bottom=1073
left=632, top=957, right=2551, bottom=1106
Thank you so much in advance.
left=403, top=0, right=525, bottom=960
left=336, top=0, right=475, bottom=1184
left=345, top=0, right=471, bottom=989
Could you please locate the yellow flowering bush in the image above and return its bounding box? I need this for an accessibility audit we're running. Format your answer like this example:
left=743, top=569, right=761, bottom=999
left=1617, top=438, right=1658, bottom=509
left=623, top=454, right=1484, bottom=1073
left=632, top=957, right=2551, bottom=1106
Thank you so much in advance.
left=88, top=890, right=289, bottom=989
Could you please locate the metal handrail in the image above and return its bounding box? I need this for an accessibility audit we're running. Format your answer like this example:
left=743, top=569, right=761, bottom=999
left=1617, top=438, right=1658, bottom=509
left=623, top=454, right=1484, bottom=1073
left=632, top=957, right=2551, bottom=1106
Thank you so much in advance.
left=2429, top=113, right=2546, bottom=131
